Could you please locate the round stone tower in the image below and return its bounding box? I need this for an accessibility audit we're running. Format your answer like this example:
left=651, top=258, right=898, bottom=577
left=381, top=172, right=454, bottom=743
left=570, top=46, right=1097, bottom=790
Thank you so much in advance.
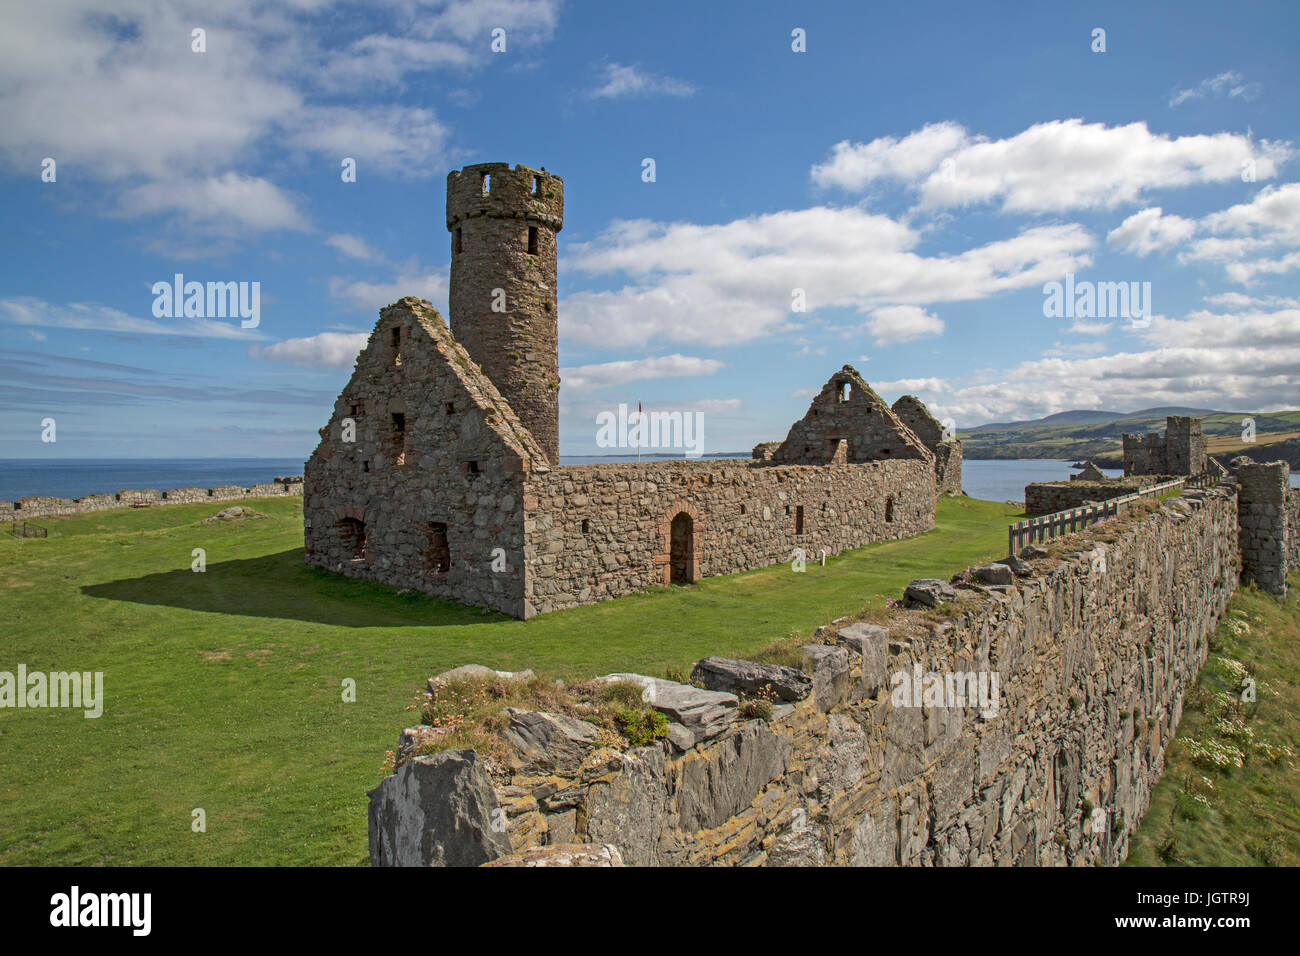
left=447, top=162, right=563, bottom=464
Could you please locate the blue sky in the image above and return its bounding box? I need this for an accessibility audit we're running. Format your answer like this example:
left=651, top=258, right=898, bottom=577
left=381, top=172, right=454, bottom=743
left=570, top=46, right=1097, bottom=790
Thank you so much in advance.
left=1, top=0, right=1297, bottom=459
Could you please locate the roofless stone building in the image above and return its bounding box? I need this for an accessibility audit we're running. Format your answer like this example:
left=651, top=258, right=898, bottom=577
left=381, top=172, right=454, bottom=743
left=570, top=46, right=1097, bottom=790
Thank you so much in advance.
left=304, top=163, right=959, bottom=617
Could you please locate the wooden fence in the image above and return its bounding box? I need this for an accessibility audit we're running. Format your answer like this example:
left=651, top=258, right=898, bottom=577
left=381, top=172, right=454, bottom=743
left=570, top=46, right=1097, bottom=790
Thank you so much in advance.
left=1007, top=473, right=1220, bottom=555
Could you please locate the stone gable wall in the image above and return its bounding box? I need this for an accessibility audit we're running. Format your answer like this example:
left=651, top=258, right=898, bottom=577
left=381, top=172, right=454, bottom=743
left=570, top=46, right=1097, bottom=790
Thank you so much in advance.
left=304, top=299, right=539, bottom=618
left=371, top=486, right=1240, bottom=866
left=523, top=458, right=935, bottom=616
left=774, top=368, right=930, bottom=466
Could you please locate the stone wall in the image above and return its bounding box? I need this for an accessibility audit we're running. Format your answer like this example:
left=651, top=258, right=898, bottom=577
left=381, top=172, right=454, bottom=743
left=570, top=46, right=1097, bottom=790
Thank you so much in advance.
left=371, top=486, right=1240, bottom=866
left=523, top=458, right=935, bottom=616
left=1289, top=488, right=1300, bottom=571
left=890, top=394, right=962, bottom=495
left=304, top=299, right=543, bottom=620
left=1023, top=477, right=1159, bottom=516
left=773, top=368, right=931, bottom=466
left=1238, top=461, right=1290, bottom=596
left=0, top=476, right=303, bottom=523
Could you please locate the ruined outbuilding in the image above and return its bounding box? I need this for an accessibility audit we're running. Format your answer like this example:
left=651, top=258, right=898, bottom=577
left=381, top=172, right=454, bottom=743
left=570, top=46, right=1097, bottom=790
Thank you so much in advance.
left=1122, top=416, right=1208, bottom=476
left=304, top=163, right=952, bottom=618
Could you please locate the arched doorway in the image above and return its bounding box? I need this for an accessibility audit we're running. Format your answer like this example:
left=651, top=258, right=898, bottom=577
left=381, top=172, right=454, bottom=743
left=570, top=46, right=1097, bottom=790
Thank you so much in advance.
left=669, top=512, right=694, bottom=584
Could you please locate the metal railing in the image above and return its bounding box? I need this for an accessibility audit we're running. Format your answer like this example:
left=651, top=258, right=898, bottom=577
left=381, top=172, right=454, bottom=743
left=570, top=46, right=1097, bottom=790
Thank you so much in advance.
left=10, top=521, right=48, bottom=538
left=1007, top=473, right=1218, bottom=555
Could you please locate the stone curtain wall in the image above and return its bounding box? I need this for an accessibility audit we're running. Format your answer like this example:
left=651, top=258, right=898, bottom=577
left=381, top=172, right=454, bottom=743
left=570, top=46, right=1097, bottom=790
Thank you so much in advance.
left=1289, top=488, right=1300, bottom=571
left=1238, top=461, right=1290, bottom=596
left=522, top=458, right=935, bottom=616
left=371, top=486, right=1239, bottom=866
left=1023, top=477, right=1158, bottom=516
left=0, top=477, right=303, bottom=523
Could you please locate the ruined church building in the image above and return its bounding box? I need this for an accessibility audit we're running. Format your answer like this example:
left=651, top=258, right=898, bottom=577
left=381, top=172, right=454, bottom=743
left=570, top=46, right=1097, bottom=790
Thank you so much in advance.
left=304, top=164, right=962, bottom=618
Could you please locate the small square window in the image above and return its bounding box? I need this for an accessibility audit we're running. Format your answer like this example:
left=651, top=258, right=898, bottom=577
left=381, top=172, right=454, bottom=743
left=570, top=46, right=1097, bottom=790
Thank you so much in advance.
left=444, top=402, right=456, bottom=415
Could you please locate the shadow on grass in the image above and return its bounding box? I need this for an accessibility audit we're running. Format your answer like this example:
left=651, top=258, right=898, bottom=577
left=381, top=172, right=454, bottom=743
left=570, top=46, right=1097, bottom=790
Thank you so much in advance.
left=81, top=548, right=506, bottom=628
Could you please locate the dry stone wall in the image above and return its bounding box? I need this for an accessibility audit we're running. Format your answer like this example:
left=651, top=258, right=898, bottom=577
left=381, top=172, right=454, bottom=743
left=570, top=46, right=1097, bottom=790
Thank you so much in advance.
left=370, top=485, right=1240, bottom=866
left=1024, top=477, right=1159, bottom=516
left=523, top=458, right=935, bottom=616
left=0, top=477, right=302, bottom=523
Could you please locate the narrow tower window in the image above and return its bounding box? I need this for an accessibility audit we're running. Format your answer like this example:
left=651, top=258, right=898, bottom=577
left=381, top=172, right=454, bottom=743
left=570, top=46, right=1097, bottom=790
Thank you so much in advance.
left=839, top=382, right=851, bottom=402
left=527, top=226, right=539, bottom=255
left=795, top=505, right=805, bottom=535
left=533, top=175, right=543, bottom=196
left=453, top=227, right=462, bottom=254
left=482, top=173, right=491, bottom=193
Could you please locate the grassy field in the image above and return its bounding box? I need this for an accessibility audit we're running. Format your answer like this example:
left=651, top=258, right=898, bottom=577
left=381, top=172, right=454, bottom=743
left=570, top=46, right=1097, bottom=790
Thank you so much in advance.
left=0, top=494, right=1020, bottom=865
left=1127, top=573, right=1300, bottom=867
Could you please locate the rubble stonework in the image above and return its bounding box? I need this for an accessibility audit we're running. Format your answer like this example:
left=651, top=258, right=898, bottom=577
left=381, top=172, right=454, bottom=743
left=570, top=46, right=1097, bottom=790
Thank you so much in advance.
left=1289, top=488, right=1300, bottom=571
left=1122, top=416, right=1207, bottom=476
left=304, top=165, right=942, bottom=618
left=890, top=394, right=963, bottom=495
left=1023, top=477, right=1159, bottom=516
left=369, top=486, right=1241, bottom=866
left=1238, top=461, right=1290, bottom=596
left=0, top=477, right=303, bottom=523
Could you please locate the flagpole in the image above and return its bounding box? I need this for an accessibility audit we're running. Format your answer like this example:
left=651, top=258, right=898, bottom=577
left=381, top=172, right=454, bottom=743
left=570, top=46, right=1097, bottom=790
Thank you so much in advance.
left=637, top=401, right=642, bottom=462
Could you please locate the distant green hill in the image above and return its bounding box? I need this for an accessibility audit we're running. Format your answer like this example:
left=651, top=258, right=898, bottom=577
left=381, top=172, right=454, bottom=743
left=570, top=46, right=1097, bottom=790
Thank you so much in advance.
left=961, top=408, right=1300, bottom=465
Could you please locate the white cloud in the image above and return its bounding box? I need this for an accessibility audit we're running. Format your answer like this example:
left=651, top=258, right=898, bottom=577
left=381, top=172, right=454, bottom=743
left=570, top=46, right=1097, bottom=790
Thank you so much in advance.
left=327, top=233, right=378, bottom=260
left=1107, top=207, right=1197, bottom=255
left=329, top=265, right=450, bottom=314
left=284, top=105, right=450, bottom=176
left=561, top=354, right=724, bottom=393
left=117, top=173, right=308, bottom=233
left=811, top=122, right=969, bottom=191
left=866, top=306, right=944, bottom=346
left=249, top=331, right=369, bottom=368
left=588, top=62, right=694, bottom=99
left=811, top=119, right=1291, bottom=213
left=900, top=304, right=1300, bottom=426
left=0, top=297, right=263, bottom=340
left=562, top=208, right=1094, bottom=347
left=0, top=1, right=561, bottom=236
left=1170, top=71, right=1262, bottom=108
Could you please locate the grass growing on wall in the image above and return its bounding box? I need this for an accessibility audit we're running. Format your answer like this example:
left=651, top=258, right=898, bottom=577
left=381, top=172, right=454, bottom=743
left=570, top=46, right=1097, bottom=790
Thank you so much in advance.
left=1127, top=572, right=1300, bottom=867
left=0, top=494, right=1019, bottom=866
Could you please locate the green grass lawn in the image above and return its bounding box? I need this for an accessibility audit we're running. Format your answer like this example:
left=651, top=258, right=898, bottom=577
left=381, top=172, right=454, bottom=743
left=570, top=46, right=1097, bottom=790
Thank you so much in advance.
left=1126, top=572, right=1300, bottom=867
left=0, top=495, right=1018, bottom=865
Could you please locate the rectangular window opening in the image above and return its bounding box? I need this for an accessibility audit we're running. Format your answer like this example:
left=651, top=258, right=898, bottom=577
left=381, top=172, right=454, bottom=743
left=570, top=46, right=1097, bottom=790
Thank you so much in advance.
left=482, top=173, right=491, bottom=193
left=795, top=505, right=804, bottom=535
left=424, top=522, right=450, bottom=573
left=527, top=226, right=539, bottom=255
left=453, top=227, right=462, bottom=254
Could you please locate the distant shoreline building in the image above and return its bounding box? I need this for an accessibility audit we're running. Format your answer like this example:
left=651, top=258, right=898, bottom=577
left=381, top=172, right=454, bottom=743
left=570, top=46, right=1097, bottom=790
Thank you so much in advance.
left=303, top=163, right=960, bottom=617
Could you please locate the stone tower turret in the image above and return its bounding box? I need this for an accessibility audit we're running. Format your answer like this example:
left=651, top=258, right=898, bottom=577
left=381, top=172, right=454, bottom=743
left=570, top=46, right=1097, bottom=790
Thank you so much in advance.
left=447, top=162, right=563, bottom=464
